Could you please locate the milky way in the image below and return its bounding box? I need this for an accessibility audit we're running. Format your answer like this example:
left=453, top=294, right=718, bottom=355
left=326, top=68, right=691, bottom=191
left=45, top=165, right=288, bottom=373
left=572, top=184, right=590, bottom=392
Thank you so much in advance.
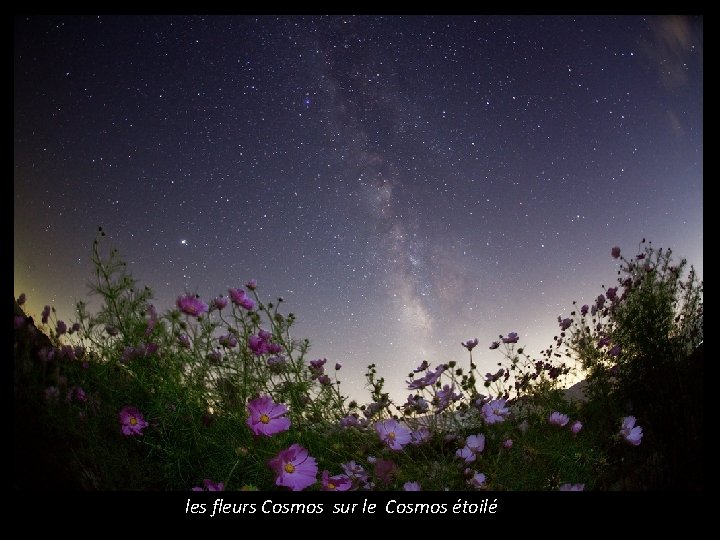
left=14, top=15, right=703, bottom=403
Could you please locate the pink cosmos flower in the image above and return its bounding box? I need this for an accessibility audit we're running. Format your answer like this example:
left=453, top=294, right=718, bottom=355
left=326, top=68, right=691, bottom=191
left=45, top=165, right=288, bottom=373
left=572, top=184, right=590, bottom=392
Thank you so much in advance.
left=468, top=472, right=487, bottom=489
left=620, top=416, right=643, bottom=446
left=489, top=341, right=500, bottom=350
left=318, top=374, right=332, bottom=386
left=570, top=420, right=583, bottom=435
left=611, top=246, right=621, bottom=259
left=462, top=338, right=479, bottom=351
left=321, top=471, right=352, bottom=491
left=246, top=395, right=291, bottom=436
left=403, top=481, right=421, bottom=491
left=456, top=434, right=486, bottom=463
left=407, top=365, right=445, bottom=390
left=56, top=321, right=67, bottom=335
left=482, top=398, right=510, bottom=425
left=502, top=332, right=519, bottom=344
left=41, top=305, right=51, bottom=325
left=549, top=412, right=569, bottom=426
left=559, top=318, right=572, bottom=331
left=503, top=438, right=513, bottom=449
left=606, top=287, right=618, bottom=301
left=177, top=333, right=191, bottom=348
left=375, top=419, right=412, bottom=451
left=119, top=406, right=149, bottom=436
left=212, top=296, right=228, bottom=310
left=268, top=444, right=318, bottom=491
left=248, top=334, right=269, bottom=355
left=435, top=384, right=462, bottom=411
left=413, top=360, right=429, bottom=373
left=228, top=287, right=255, bottom=310
left=341, top=461, right=369, bottom=485
left=373, top=458, right=397, bottom=485
left=580, top=304, right=589, bottom=316
left=335, top=362, right=342, bottom=370
left=192, top=479, right=224, bottom=491
left=559, top=483, right=585, bottom=491
left=219, top=334, right=238, bottom=348
left=411, top=427, right=431, bottom=445
left=176, top=295, right=208, bottom=317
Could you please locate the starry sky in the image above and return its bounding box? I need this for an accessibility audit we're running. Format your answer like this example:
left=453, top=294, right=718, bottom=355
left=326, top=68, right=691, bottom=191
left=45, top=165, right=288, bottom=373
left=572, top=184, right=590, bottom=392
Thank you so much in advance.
left=14, top=15, right=703, bottom=404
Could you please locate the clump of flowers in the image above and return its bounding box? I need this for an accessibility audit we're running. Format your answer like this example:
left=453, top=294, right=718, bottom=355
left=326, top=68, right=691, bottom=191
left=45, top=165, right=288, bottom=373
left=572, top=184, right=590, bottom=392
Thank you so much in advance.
left=456, top=434, right=485, bottom=463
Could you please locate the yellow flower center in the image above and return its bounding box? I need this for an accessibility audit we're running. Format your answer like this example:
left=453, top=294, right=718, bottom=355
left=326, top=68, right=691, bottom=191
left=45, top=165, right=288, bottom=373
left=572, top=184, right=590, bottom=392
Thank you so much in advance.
left=129, top=417, right=138, bottom=426
left=284, top=463, right=296, bottom=474
left=260, top=413, right=270, bottom=424
left=388, top=431, right=396, bottom=440
left=327, top=482, right=336, bottom=490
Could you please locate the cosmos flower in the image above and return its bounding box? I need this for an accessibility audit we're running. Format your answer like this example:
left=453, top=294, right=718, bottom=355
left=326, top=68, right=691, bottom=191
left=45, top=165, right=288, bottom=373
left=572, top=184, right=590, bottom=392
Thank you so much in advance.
left=245, top=279, right=257, bottom=290
left=435, top=384, right=462, bottom=411
left=177, top=333, right=191, bottom=348
left=570, top=420, right=583, bottom=435
left=403, top=481, right=421, bottom=491
left=248, top=334, right=269, bottom=355
left=321, top=471, right=352, bottom=491
left=611, top=246, right=621, bottom=259
left=620, top=416, right=643, bottom=446
left=229, top=287, right=255, bottom=310
left=548, top=412, right=570, bottom=426
left=482, top=398, right=510, bottom=425
left=341, top=461, right=369, bottom=485
left=559, top=483, right=585, bottom=491
left=502, top=332, right=519, bottom=344
left=489, top=341, right=500, bottom=350
left=219, top=333, right=238, bottom=348
left=580, top=304, right=589, bottom=316
left=462, top=338, right=479, bottom=351
left=413, top=360, right=429, bottom=372
left=56, top=320, right=67, bottom=335
left=268, top=444, right=318, bottom=491
left=246, top=395, right=291, bottom=436
left=468, top=472, right=487, bottom=489
left=411, top=427, right=431, bottom=445
left=17, top=293, right=26, bottom=306
left=176, top=295, right=208, bottom=317
left=375, top=419, right=412, bottom=451
left=606, top=287, right=618, bottom=301
left=407, top=365, right=444, bottom=389
left=503, top=438, right=513, bottom=449
left=119, top=406, right=149, bottom=436
left=192, top=479, right=224, bottom=491
left=559, top=318, right=572, bottom=331
left=609, top=345, right=621, bottom=357
left=212, top=295, right=228, bottom=310
left=41, top=305, right=51, bottom=325
left=456, top=434, right=486, bottom=463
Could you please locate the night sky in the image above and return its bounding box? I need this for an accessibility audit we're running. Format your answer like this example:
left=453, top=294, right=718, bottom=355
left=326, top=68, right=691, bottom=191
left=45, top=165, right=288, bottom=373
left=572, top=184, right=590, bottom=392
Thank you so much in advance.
left=14, top=15, right=703, bottom=404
